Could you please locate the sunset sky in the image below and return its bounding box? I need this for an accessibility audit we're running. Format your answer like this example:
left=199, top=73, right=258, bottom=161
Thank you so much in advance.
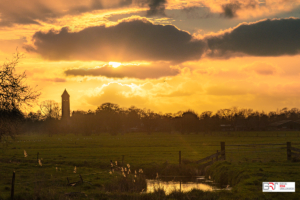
left=2, top=0, right=300, bottom=114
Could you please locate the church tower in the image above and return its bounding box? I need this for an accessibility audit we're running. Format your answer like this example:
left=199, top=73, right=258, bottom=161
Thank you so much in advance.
left=61, top=89, right=70, bottom=119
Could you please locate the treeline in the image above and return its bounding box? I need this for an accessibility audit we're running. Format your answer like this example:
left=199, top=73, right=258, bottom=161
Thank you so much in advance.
left=23, top=103, right=300, bottom=136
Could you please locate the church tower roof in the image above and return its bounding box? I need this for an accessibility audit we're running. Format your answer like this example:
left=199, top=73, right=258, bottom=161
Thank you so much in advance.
left=61, top=89, right=70, bottom=97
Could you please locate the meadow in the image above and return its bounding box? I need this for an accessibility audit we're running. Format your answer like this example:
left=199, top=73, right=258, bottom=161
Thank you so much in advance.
left=1, top=131, right=300, bottom=199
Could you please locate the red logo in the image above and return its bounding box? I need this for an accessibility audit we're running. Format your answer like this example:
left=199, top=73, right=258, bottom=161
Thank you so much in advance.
left=269, top=182, right=278, bottom=190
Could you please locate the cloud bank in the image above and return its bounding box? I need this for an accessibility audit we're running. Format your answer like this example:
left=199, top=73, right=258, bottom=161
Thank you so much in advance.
left=27, top=18, right=206, bottom=62
left=27, top=18, right=300, bottom=63
left=65, top=63, right=180, bottom=79
left=206, top=18, right=300, bottom=57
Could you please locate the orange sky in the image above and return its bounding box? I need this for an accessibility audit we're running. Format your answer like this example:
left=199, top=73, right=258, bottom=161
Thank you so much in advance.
left=1, top=0, right=300, bottom=114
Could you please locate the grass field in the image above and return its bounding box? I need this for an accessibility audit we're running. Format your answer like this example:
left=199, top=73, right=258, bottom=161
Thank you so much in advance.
left=1, top=132, right=300, bottom=199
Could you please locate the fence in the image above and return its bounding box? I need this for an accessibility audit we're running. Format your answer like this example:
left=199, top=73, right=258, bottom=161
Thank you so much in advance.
left=191, top=141, right=300, bottom=169
left=287, top=142, right=300, bottom=160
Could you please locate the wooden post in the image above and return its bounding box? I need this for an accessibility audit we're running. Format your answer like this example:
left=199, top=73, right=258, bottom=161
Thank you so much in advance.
left=79, top=174, right=83, bottom=183
left=122, top=155, right=124, bottom=166
left=179, top=151, right=181, bottom=165
left=67, top=177, right=69, bottom=184
left=216, top=150, right=219, bottom=161
left=11, top=171, right=15, bottom=200
left=180, top=180, right=181, bottom=191
left=37, top=152, right=39, bottom=163
left=287, top=142, right=291, bottom=161
left=221, top=142, right=226, bottom=160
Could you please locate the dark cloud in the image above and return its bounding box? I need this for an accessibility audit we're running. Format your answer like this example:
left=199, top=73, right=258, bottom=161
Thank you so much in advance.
left=221, top=2, right=241, bottom=18
left=146, top=0, right=167, bottom=16
left=26, top=18, right=206, bottom=62
left=206, top=18, right=300, bottom=57
left=0, top=0, right=133, bottom=27
left=65, top=63, right=180, bottom=79
left=26, top=17, right=300, bottom=63
left=220, top=0, right=258, bottom=18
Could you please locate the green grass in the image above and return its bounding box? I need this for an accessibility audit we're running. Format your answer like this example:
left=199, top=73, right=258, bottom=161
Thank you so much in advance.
left=1, top=131, right=300, bottom=199
left=207, top=161, right=300, bottom=200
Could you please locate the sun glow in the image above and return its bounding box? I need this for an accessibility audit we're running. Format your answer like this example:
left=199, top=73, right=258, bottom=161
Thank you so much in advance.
left=109, top=62, right=121, bottom=68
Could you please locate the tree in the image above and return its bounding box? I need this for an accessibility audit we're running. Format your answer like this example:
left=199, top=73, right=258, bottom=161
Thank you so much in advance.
left=181, top=110, right=199, bottom=134
left=0, top=52, right=40, bottom=141
left=0, top=53, right=40, bottom=110
left=96, top=103, right=122, bottom=135
left=40, top=100, right=60, bottom=120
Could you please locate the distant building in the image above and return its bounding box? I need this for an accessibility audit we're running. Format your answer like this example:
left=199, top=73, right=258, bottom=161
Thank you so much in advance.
left=61, top=89, right=70, bottom=119
left=268, top=120, right=300, bottom=130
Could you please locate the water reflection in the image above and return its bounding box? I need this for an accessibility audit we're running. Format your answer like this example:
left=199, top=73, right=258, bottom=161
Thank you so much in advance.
left=146, top=177, right=226, bottom=195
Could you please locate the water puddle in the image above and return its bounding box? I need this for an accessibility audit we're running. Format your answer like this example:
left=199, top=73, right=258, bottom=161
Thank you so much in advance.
left=146, top=177, right=231, bottom=195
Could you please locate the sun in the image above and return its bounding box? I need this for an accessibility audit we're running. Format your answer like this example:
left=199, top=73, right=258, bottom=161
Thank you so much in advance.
left=109, top=62, right=121, bottom=68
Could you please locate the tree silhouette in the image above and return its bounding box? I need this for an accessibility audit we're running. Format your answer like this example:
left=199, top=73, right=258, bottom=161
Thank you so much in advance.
left=0, top=52, right=40, bottom=141
left=96, top=103, right=122, bottom=135
left=40, top=100, right=60, bottom=120
left=0, top=53, right=40, bottom=110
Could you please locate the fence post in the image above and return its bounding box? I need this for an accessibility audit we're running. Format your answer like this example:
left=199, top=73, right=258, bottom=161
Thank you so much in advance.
left=287, top=142, right=291, bottom=161
left=37, top=152, right=39, bottom=163
left=11, top=171, right=15, bottom=200
left=216, top=150, right=219, bottom=161
left=180, top=180, right=181, bottom=191
left=221, top=142, right=226, bottom=160
left=179, top=151, right=181, bottom=165
left=79, top=174, right=83, bottom=183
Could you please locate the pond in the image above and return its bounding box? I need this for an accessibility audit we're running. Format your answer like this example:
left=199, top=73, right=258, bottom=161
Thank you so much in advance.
left=146, top=177, right=231, bottom=195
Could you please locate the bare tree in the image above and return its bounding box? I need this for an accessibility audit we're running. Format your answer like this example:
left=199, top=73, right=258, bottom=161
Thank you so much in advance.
left=40, top=100, right=61, bottom=120
left=0, top=52, right=40, bottom=141
left=0, top=53, right=40, bottom=110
